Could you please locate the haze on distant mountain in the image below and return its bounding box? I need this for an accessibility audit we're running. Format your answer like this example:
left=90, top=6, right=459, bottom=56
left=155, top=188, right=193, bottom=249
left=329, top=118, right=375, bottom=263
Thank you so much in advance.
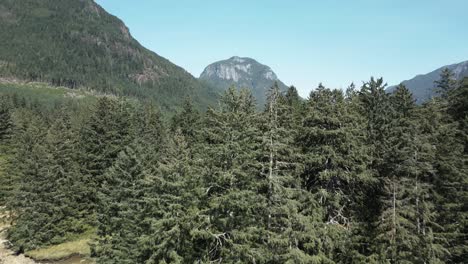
left=387, top=60, right=468, bottom=103
left=0, top=0, right=218, bottom=111
left=199, top=56, right=289, bottom=106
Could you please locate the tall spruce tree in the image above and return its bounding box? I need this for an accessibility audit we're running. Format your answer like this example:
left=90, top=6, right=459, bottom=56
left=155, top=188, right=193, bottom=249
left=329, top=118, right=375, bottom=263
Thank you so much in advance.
left=257, top=83, right=319, bottom=262
left=356, top=78, right=393, bottom=259
left=8, top=111, right=48, bottom=251
left=171, top=97, right=201, bottom=148
left=94, top=144, right=148, bottom=264
left=141, top=129, right=204, bottom=263
left=0, top=97, right=13, bottom=144
left=46, top=113, right=90, bottom=239
left=79, top=97, right=133, bottom=218
left=376, top=85, right=444, bottom=263
left=9, top=110, right=91, bottom=251
left=434, top=68, right=457, bottom=100
left=426, top=75, right=468, bottom=263
left=0, top=97, right=14, bottom=205
left=297, top=85, right=373, bottom=261
left=196, top=87, right=269, bottom=262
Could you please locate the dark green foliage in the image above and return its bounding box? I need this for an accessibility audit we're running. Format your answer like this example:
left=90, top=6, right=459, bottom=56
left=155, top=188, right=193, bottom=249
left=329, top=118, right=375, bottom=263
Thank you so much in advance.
left=0, top=72, right=466, bottom=263
left=171, top=97, right=201, bottom=148
left=358, top=77, right=393, bottom=171
left=0, top=96, right=15, bottom=204
left=7, top=111, right=48, bottom=251
left=8, top=110, right=89, bottom=251
left=435, top=68, right=458, bottom=99
left=196, top=87, right=270, bottom=262
left=0, top=96, right=13, bottom=143
left=423, top=77, right=468, bottom=263
left=259, top=84, right=312, bottom=262
left=297, top=84, right=374, bottom=261
left=93, top=144, right=148, bottom=264
left=79, top=97, right=133, bottom=192
left=375, top=85, right=444, bottom=263
left=142, top=130, right=203, bottom=263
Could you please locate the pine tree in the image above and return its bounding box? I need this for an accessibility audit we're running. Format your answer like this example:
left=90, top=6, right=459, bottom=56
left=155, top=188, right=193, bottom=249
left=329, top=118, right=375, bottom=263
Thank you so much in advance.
left=356, top=77, right=394, bottom=260
left=434, top=68, right=457, bottom=99
left=134, top=104, right=166, bottom=167
left=44, top=112, right=91, bottom=240
left=7, top=111, right=48, bottom=251
left=257, top=83, right=319, bottom=262
left=0, top=97, right=15, bottom=205
left=424, top=77, right=467, bottom=263
left=79, top=97, right=133, bottom=218
left=358, top=77, right=392, bottom=171
left=171, top=97, right=201, bottom=148
left=376, top=85, right=444, bottom=263
left=0, top=97, right=13, bottom=144
left=196, top=87, right=269, bottom=262
left=142, top=129, right=204, bottom=263
left=8, top=110, right=91, bottom=251
left=343, top=81, right=382, bottom=262
left=297, top=84, right=373, bottom=261
left=94, top=144, right=148, bottom=264
left=447, top=77, right=468, bottom=153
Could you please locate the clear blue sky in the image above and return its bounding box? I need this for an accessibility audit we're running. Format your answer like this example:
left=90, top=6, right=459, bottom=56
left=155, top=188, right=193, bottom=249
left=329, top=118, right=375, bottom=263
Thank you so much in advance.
left=96, top=0, right=468, bottom=96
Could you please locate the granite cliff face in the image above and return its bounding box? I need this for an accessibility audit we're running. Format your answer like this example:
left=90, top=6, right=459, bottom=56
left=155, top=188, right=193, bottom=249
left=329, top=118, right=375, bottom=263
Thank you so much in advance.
left=200, top=56, right=288, bottom=106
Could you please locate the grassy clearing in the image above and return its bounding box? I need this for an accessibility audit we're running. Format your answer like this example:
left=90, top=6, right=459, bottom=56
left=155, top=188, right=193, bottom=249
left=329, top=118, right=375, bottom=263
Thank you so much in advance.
left=0, top=82, right=98, bottom=109
left=25, top=232, right=95, bottom=262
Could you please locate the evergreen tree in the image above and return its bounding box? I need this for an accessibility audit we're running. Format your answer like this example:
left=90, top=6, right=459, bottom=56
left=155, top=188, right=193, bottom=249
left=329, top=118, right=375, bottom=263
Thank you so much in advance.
left=8, top=111, right=48, bottom=251
left=94, top=144, right=148, bottom=264
left=197, top=87, right=269, bottom=262
left=135, top=104, right=166, bottom=167
left=376, top=85, right=444, bottom=263
left=356, top=77, right=393, bottom=260
left=0, top=97, right=13, bottom=144
left=258, top=83, right=318, bottom=262
left=358, top=77, right=392, bottom=171
left=423, top=77, right=468, bottom=263
left=434, top=68, right=457, bottom=99
left=79, top=97, right=133, bottom=217
left=1, top=68, right=467, bottom=263
left=171, top=97, right=201, bottom=148
left=9, top=111, right=90, bottom=251
left=45, top=113, right=91, bottom=239
left=0, top=97, right=15, bottom=205
left=142, top=130, right=204, bottom=263
left=298, top=85, right=373, bottom=261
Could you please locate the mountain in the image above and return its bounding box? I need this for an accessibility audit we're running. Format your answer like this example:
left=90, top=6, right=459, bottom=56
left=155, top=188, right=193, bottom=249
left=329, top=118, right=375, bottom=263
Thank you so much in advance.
left=199, top=56, right=289, bottom=106
left=387, top=60, right=468, bottom=103
left=0, top=0, right=218, bottom=111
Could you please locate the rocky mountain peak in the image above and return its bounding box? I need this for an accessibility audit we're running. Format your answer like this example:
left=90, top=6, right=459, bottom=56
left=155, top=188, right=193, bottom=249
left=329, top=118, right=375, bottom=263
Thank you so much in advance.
left=199, top=56, right=288, bottom=106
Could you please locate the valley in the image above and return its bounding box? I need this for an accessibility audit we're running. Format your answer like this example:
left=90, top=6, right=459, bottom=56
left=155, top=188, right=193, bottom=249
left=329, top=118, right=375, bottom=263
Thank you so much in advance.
left=0, top=0, right=466, bottom=263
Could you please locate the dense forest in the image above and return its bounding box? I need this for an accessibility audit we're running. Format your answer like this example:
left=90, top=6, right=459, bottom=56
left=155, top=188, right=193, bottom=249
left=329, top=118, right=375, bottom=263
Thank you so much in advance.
left=0, top=69, right=467, bottom=263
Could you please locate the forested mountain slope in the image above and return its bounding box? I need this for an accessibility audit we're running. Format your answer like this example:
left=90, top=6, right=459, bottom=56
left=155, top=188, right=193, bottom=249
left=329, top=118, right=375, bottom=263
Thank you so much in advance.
left=387, top=60, right=468, bottom=103
left=0, top=0, right=219, bottom=111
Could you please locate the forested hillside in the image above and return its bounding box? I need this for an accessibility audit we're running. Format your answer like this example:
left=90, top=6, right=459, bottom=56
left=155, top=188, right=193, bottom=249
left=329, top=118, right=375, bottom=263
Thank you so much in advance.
left=0, top=0, right=219, bottom=111
left=0, top=70, right=466, bottom=263
left=387, top=60, right=468, bottom=103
